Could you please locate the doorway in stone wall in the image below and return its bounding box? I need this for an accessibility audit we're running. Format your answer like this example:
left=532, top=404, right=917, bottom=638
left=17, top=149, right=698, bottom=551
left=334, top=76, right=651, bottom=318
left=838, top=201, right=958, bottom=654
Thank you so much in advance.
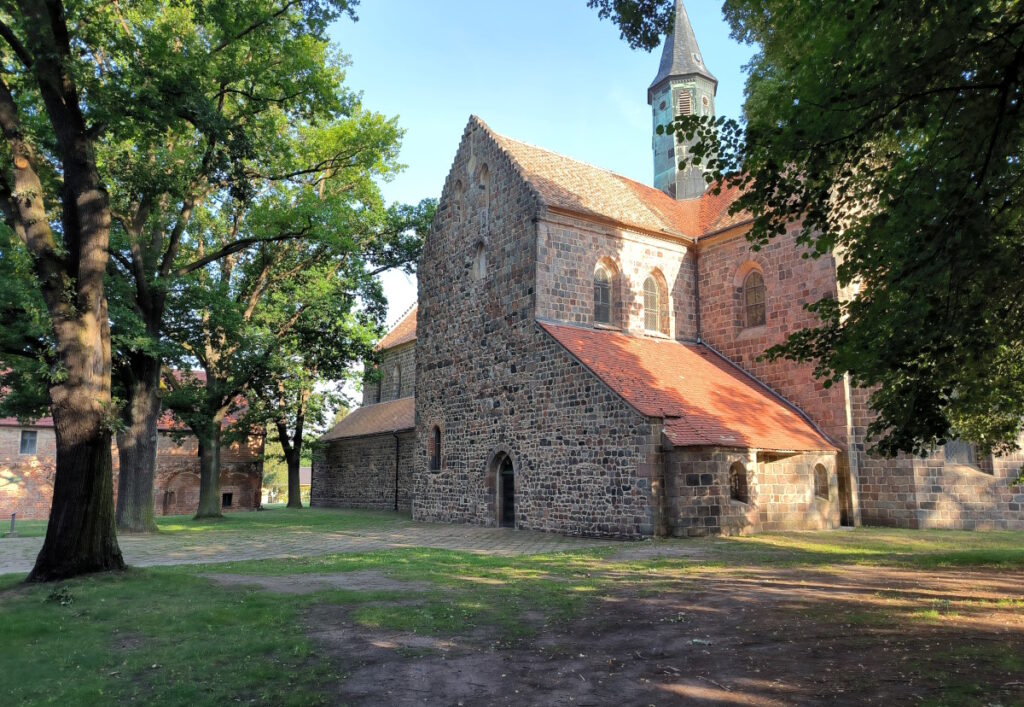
left=498, top=455, right=515, bottom=528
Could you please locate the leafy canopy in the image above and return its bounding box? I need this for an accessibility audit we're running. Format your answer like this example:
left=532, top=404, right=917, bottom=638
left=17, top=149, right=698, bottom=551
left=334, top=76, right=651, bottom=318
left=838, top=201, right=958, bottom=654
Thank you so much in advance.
left=646, top=0, right=1023, bottom=456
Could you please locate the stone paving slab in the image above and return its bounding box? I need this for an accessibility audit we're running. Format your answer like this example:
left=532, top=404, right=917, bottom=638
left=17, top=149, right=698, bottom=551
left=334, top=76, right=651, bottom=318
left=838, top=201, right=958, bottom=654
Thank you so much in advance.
left=0, top=521, right=631, bottom=577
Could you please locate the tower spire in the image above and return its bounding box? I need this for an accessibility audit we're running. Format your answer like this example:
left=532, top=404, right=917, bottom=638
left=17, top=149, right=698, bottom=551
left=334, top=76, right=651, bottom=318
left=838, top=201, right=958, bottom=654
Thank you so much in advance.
left=648, top=0, right=718, bottom=200
left=649, top=0, right=716, bottom=100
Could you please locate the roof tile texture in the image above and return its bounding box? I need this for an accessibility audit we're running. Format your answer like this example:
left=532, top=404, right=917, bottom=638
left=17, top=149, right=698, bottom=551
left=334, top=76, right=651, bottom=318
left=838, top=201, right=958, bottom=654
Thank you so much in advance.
left=540, top=321, right=834, bottom=452
left=321, top=397, right=415, bottom=441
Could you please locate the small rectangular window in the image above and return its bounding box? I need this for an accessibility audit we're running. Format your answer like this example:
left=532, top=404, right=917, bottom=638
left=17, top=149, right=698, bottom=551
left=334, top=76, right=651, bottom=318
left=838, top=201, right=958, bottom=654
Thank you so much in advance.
left=222, top=492, right=233, bottom=508
left=944, top=439, right=978, bottom=467
left=19, top=430, right=37, bottom=455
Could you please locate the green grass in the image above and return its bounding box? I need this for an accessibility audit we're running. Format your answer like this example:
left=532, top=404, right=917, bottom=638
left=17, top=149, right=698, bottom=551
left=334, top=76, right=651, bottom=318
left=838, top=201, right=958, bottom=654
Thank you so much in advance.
left=691, top=527, right=1024, bottom=569
left=7, top=506, right=408, bottom=539
left=0, top=568, right=334, bottom=706
left=2, top=524, right=1023, bottom=704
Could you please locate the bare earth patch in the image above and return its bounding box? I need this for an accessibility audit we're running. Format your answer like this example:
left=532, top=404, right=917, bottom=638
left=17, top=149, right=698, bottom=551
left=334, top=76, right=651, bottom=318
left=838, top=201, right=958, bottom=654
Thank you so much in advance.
left=201, top=571, right=431, bottom=595
left=310, top=566, right=1024, bottom=706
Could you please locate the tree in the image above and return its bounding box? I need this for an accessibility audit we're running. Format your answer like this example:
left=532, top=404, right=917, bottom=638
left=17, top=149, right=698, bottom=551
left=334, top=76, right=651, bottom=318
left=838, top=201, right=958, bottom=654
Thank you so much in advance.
left=100, top=0, right=363, bottom=532
left=601, top=0, right=1024, bottom=457
left=0, top=0, right=126, bottom=580
left=160, top=128, right=432, bottom=517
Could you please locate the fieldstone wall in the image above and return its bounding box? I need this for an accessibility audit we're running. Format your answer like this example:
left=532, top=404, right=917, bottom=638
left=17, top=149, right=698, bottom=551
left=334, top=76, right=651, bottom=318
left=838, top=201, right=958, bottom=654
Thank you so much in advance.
left=534, top=212, right=698, bottom=340
left=361, top=342, right=416, bottom=406
left=414, top=118, right=662, bottom=538
left=311, top=430, right=414, bottom=512
left=664, top=446, right=839, bottom=536
left=0, top=426, right=263, bottom=520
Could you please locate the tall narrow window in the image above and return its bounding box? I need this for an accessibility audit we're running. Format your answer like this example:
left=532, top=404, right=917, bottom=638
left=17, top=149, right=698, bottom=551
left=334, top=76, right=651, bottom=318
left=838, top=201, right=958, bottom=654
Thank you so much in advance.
left=643, top=277, right=661, bottom=333
left=372, top=377, right=382, bottom=404
left=744, top=271, right=766, bottom=328
left=19, top=430, right=37, bottom=455
left=429, top=426, right=442, bottom=471
left=814, top=464, right=830, bottom=500
left=729, top=462, right=749, bottom=504
left=676, top=91, right=693, bottom=117
left=395, top=364, right=403, bottom=398
left=594, top=268, right=611, bottom=324
left=471, top=241, right=486, bottom=280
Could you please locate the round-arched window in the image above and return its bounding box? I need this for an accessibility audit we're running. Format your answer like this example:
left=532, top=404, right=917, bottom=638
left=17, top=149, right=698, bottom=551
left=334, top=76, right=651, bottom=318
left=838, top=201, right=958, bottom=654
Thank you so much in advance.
left=594, top=268, right=611, bottom=324
left=471, top=242, right=486, bottom=281
left=743, top=271, right=766, bottom=328
left=729, top=462, right=749, bottom=504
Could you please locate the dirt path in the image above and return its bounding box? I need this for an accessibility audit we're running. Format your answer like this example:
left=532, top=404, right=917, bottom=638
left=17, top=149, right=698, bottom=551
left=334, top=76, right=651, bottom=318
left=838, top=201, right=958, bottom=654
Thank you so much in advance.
left=310, top=565, right=1024, bottom=705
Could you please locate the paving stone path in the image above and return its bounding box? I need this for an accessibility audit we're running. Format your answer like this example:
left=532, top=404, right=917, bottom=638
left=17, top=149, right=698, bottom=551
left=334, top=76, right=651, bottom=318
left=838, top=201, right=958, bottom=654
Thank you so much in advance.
left=0, top=519, right=643, bottom=576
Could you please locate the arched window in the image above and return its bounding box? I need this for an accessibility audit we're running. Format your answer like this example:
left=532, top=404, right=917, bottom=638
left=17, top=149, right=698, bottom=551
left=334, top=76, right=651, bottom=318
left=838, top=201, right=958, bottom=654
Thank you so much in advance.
left=729, top=462, right=749, bottom=504
left=372, top=377, right=382, bottom=404
left=643, top=276, right=665, bottom=333
left=594, top=268, right=611, bottom=324
left=814, top=464, right=829, bottom=500
left=478, top=164, right=490, bottom=231
left=452, top=180, right=464, bottom=225
left=676, top=90, right=693, bottom=117
left=395, top=364, right=402, bottom=398
left=429, top=426, right=442, bottom=471
left=743, top=271, right=766, bottom=328
left=471, top=241, right=486, bottom=280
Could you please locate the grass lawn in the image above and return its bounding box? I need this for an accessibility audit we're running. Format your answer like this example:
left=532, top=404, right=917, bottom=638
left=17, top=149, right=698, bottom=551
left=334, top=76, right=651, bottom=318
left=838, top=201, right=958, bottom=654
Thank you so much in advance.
left=7, top=505, right=408, bottom=539
left=1, top=524, right=1022, bottom=705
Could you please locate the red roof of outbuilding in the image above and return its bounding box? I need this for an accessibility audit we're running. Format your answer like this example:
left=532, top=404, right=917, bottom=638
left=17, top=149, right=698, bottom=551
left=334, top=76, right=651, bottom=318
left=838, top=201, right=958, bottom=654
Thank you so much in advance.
left=321, top=397, right=415, bottom=441
left=375, top=306, right=417, bottom=352
left=539, top=321, right=835, bottom=452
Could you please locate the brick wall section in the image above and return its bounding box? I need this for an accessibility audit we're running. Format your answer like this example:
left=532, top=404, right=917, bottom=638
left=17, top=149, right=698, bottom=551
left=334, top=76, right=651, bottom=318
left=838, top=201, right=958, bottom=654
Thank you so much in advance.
left=415, top=119, right=661, bottom=538
left=664, top=447, right=839, bottom=536
left=0, top=426, right=55, bottom=520
left=534, top=213, right=698, bottom=340
left=311, top=431, right=414, bottom=511
left=0, top=425, right=263, bottom=520
left=361, top=342, right=416, bottom=406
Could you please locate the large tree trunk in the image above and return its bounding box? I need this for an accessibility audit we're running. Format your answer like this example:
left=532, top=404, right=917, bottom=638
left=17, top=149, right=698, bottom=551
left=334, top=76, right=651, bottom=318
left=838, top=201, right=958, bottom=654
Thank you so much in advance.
left=276, top=418, right=304, bottom=510
left=195, top=421, right=223, bottom=519
left=286, top=452, right=303, bottom=509
left=115, top=355, right=161, bottom=532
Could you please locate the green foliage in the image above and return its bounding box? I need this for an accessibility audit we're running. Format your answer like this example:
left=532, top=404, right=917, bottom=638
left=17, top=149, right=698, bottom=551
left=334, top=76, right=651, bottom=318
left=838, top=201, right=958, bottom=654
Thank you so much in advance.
left=587, top=0, right=675, bottom=50
left=658, top=0, right=1024, bottom=456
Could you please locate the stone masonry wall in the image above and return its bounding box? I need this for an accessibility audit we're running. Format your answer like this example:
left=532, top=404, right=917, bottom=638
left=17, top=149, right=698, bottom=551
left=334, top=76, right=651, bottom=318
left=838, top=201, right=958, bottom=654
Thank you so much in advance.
left=414, top=118, right=662, bottom=538
left=664, top=447, right=839, bottom=536
left=361, top=342, right=416, bottom=406
left=534, top=212, right=698, bottom=340
left=0, top=425, right=263, bottom=520
left=311, top=430, right=415, bottom=512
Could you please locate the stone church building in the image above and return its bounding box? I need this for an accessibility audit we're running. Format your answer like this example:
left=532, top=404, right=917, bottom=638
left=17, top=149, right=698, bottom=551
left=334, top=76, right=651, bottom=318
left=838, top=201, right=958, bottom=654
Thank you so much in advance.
left=313, top=1, right=1024, bottom=536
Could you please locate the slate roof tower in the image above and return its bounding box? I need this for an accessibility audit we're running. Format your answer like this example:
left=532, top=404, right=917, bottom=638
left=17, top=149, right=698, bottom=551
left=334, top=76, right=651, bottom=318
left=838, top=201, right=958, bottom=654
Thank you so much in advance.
left=649, top=0, right=718, bottom=200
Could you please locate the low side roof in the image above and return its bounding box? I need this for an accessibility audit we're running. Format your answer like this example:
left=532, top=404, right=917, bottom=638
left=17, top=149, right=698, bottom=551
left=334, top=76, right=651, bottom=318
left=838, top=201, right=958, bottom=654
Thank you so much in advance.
left=321, top=397, right=415, bottom=441
left=376, top=306, right=417, bottom=352
left=539, top=321, right=835, bottom=453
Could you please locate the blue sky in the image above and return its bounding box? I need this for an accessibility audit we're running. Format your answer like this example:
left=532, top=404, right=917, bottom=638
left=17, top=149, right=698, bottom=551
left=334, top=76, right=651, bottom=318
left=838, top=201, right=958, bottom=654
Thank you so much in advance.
left=329, top=1, right=754, bottom=324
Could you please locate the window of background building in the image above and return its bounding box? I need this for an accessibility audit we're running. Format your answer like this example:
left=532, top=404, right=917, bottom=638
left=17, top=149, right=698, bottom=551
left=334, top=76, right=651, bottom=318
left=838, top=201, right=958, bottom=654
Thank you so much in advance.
left=744, top=271, right=766, bottom=328
left=19, top=430, right=37, bottom=455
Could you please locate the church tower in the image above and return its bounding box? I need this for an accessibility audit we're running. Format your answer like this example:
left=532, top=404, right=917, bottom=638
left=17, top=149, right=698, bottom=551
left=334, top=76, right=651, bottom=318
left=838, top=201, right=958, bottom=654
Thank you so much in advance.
left=648, top=0, right=717, bottom=200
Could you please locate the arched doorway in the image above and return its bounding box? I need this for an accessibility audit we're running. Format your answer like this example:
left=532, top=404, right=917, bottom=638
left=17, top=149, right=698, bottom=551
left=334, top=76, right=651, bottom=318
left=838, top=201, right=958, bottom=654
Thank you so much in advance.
left=499, top=456, right=515, bottom=528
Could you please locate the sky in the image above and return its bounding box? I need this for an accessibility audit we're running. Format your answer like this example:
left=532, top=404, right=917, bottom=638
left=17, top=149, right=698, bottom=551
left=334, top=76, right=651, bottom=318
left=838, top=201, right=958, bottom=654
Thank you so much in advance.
left=329, top=0, right=755, bottom=327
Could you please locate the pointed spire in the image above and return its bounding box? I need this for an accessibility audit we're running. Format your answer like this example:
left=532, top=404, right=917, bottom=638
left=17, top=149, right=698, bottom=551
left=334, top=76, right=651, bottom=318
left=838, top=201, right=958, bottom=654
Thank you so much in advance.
left=648, top=0, right=716, bottom=97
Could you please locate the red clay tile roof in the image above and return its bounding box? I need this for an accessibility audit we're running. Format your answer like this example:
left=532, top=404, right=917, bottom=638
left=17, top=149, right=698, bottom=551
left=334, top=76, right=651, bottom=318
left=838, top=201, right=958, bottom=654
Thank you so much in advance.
left=321, top=397, right=415, bottom=441
left=539, top=321, right=835, bottom=452
left=480, top=118, right=748, bottom=239
left=376, top=306, right=417, bottom=352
